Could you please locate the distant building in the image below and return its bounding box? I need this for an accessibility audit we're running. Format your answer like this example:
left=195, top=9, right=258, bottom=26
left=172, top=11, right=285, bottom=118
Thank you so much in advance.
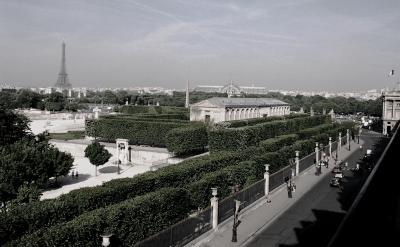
left=382, top=89, right=400, bottom=135
left=194, top=82, right=269, bottom=96
left=190, top=97, right=290, bottom=123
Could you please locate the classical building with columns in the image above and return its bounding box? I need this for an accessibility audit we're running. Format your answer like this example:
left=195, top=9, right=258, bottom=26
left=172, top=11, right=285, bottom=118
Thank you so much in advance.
left=190, top=97, right=290, bottom=123
left=382, top=89, right=400, bottom=135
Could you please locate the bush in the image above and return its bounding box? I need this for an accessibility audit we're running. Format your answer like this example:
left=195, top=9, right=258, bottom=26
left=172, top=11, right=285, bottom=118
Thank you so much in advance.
left=217, top=113, right=308, bottom=128
left=10, top=188, right=191, bottom=247
left=119, top=105, right=188, bottom=115
left=209, top=115, right=329, bottom=152
left=165, top=124, right=208, bottom=155
left=0, top=151, right=246, bottom=243
left=85, top=119, right=188, bottom=147
left=259, top=134, right=299, bottom=153
left=186, top=161, right=259, bottom=208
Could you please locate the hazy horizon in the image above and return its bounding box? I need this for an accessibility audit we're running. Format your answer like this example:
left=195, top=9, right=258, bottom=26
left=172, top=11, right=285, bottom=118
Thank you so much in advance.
left=1, top=0, right=400, bottom=91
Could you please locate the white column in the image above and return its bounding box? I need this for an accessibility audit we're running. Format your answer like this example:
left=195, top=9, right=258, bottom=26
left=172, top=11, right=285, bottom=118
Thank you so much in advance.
left=295, top=151, right=300, bottom=176
left=329, top=137, right=332, bottom=157
left=338, top=132, right=342, bottom=151
left=211, top=188, right=219, bottom=230
left=315, top=142, right=319, bottom=165
left=264, top=164, right=270, bottom=196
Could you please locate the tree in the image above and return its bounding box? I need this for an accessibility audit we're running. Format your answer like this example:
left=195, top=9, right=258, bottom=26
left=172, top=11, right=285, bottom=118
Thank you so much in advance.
left=0, top=108, right=30, bottom=146
left=45, top=92, right=66, bottom=111
left=84, top=141, right=112, bottom=176
left=0, top=138, right=74, bottom=204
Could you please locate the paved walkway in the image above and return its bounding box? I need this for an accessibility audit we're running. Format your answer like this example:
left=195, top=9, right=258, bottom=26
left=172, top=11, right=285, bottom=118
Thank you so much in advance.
left=186, top=140, right=363, bottom=247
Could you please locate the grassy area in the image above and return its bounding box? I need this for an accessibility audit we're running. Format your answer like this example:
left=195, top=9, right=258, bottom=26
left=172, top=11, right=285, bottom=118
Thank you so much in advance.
left=49, top=131, right=86, bottom=140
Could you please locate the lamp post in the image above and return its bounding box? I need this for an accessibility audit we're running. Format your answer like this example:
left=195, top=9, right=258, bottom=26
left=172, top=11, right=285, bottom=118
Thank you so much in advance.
left=232, top=199, right=242, bottom=242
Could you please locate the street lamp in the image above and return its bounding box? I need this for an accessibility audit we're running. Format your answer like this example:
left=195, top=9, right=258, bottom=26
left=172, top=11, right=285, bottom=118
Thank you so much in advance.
left=232, top=199, right=242, bottom=242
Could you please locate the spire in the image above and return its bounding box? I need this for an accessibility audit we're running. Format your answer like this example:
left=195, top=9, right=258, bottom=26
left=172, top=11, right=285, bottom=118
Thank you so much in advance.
left=55, top=42, right=72, bottom=88
left=185, top=80, right=190, bottom=108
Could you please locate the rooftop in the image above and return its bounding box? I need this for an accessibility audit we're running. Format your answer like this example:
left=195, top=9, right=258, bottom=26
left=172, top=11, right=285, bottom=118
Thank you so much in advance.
left=196, top=97, right=289, bottom=107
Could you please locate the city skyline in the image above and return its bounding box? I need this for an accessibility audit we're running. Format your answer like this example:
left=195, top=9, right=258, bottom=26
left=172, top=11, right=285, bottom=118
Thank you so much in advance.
left=1, top=0, right=400, bottom=91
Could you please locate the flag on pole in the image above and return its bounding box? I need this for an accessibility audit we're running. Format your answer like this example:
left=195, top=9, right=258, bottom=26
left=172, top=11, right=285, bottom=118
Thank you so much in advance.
left=389, top=69, right=395, bottom=76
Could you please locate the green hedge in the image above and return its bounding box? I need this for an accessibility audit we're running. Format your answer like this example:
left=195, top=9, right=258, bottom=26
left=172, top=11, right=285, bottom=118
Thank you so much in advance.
left=100, top=114, right=189, bottom=122
left=259, top=134, right=299, bottom=153
left=0, top=151, right=246, bottom=244
left=165, top=124, right=208, bottom=155
left=218, top=113, right=308, bottom=128
left=135, top=113, right=189, bottom=120
left=9, top=188, right=191, bottom=247
left=209, top=115, right=329, bottom=152
left=187, top=161, right=259, bottom=208
left=119, top=105, right=188, bottom=115
left=85, top=119, right=188, bottom=147
left=2, top=120, right=348, bottom=244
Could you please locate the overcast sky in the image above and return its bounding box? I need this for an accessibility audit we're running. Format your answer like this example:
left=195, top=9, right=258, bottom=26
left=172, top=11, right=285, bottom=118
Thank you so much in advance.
left=1, top=0, right=399, bottom=91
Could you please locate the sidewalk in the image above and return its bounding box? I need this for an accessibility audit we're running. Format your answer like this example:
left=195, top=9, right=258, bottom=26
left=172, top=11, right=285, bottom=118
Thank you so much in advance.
left=186, top=140, right=363, bottom=247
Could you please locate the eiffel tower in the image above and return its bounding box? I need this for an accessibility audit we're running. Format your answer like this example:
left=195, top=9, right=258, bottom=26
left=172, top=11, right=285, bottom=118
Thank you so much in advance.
left=54, top=42, right=72, bottom=88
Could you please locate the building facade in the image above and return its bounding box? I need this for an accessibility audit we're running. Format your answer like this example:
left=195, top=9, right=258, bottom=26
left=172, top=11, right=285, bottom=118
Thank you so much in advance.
left=190, top=97, right=290, bottom=123
left=382, top=89, right=400, bottom=135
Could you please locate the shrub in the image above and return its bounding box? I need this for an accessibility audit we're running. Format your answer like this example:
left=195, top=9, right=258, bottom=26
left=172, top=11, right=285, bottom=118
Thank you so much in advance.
left=217, top=113, right=308, bottom=128
left=10, top=188, right=191, bottom=247
left=0, top=151, right=246, bottom=243
left=165, top=124, right=208, bottom=155
left=259, top=134, right=299, bottom=153
left=119, top=105, right=188, bottom=115
left=85, top=119, right=188, bottom=147
left=209, top=115, right=329, bottom=152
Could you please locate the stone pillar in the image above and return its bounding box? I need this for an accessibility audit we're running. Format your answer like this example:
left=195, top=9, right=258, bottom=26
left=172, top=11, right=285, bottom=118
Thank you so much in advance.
left=346, top=129, right=351, bottom=150
left=264, top=164, right=270, bottom=196
left=315, top=142, right=319, bottom=165
left=210, top=188, right=219, bottom=230
left=329, top=137, right=332, bottom=157
left=338, top=132, right=342, bottom=151
left=295, top=151, right=300, bottom=176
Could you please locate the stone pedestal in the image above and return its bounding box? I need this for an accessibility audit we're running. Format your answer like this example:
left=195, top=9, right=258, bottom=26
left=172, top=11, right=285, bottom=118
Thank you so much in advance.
left=315, top=142, right=319, bottom=165
left=264, top=164, right=270, bottom=196
left=329, top=137, right=332, bottom=157
left=210, top=188, right=219, bottom=230
left=116, top=139, right=129, bottom=165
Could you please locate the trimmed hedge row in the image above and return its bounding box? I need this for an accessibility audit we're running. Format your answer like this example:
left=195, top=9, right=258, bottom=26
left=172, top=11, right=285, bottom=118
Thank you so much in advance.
left=9, top=188, right=191, bottom=247
left=218, top=113, right=308, bottom=128
left=165, top=124, right=208, bottom=155
left=0, top=151, right=247, bottom=244
left=85, top=119, right=188, bottom=147
left=209, top=115, right=329, bottom=152
left=258, top=134, right=299, bottom=153
left=134, top=113, right=189, bottom=120
left=100, top=114, right=189, bottom=122
left=187, top=161, right=258, bottom=208
left=119, top=105, right=188, bottom=115
left=2, top=120, right=349, bottom=244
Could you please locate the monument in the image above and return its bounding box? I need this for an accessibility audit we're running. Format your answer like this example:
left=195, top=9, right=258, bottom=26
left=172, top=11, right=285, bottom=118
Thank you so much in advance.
left=54, top=42, right=72, bottom=88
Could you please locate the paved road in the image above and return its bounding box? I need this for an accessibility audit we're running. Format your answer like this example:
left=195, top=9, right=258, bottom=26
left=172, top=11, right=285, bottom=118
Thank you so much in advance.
left=246, top=131, right=382, bottom=247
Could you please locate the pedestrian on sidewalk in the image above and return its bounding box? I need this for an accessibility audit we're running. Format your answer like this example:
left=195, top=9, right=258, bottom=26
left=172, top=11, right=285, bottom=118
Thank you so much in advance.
left=287, top=183, right=293, bottom=198
left=71, top=170, right=75, bottom=178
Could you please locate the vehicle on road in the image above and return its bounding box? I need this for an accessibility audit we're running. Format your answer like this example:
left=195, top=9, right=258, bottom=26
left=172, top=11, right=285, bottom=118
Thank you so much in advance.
left=330, top=178, right=341, bottom=187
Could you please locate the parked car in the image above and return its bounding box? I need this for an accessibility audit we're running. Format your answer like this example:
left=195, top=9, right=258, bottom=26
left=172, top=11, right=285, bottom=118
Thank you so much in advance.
left=330, top=178, right=341, bottom=187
